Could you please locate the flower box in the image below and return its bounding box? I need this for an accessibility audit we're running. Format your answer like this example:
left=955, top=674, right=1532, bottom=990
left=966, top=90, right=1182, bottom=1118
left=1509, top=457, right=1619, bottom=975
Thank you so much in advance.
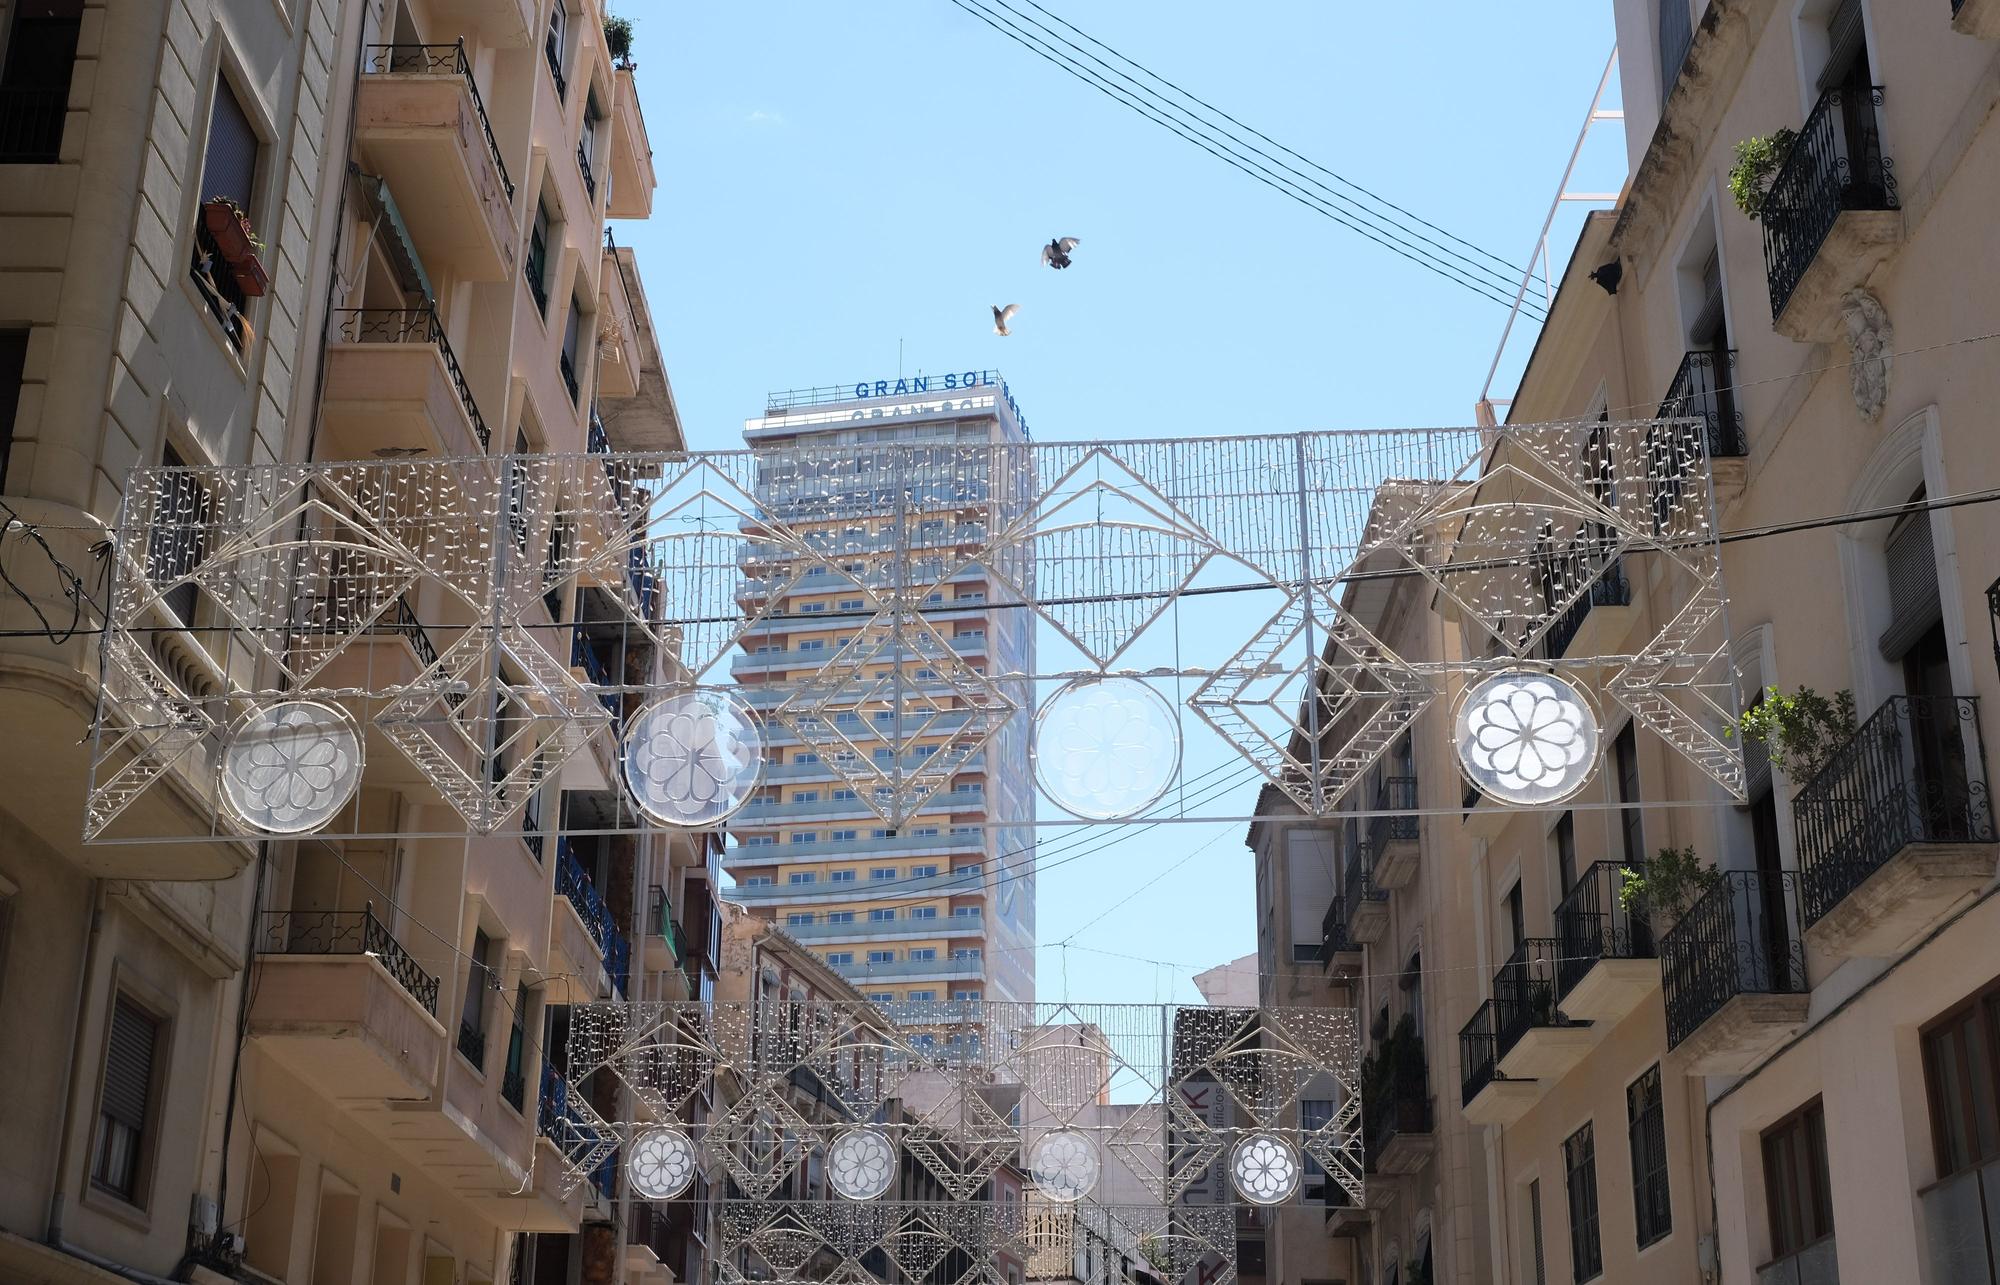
left=201, top=198, right=269, bottom=298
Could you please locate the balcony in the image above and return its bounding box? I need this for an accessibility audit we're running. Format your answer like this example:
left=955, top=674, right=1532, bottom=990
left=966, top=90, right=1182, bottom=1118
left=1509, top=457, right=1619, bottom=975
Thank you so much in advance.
left=1367, top=776, right=1420, bottom=890
left=1343, top=843, right=1389, bottom=945
left=607, top=67, right=655, bottom=219
left=1365, top=1093, right=1435, bottom=1178
left=321, top=308, right=491, bottom=457
left=1795, top=694, right=1996, bottom=958
left=834, top=955, right=984, bottom=983
left=555, top=839, right=629, bottom=997
left=781, top=912, right=985, bottom=943
left=1756, top=1238, right=1839, bottom=1285
left=1493, top=940, right=1594, bottom=1080
left=539, top=1063, right=616, bottom=1207
left=1662, top=871, right=1809, bottom=1073
left=577, top=138, right=598, bottom=205
left=1458, top=1000, right=1539, bottom=1125
left=1321, top=899, right=1362, bottom=979
left=645, top=884, right=682, bottom=973
left=727, top=836, right=987, bottom=870
left=246, top=908, right=444, bottom=1102
left=355, top=42, right=517, bottom=282
left=1922, top=1161, right=2000, bottom=1283
left=1324, top=1185, right=1372, bottom=1238
left=1543, top=556, right=1633, bottom=661
left=1763, top=85, right=1900, bottom=340
left=1956, top=0, right=2000, bottom=37
left=1554, top=861, right=1659, bottom=1022
left=596, top=232, right=641, bottom=398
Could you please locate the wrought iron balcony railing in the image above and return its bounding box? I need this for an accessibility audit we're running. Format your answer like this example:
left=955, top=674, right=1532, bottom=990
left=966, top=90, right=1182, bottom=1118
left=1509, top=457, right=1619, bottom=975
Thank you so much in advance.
left=294, top=592, right=439, bottom=669
left=457, top=1016, right=485, bottom=1069
left=1989, top=576, right=2000, bottom=685
left=1364, top=1092, right=1434, bottom=1173
left=1657, top=349, right=1746, bottom=459
left=0, top=85, right=67, bottom=162
left=330, top=308, right=490, bottom=449
left=1493, top=939, right=1582, bottom=1062
left=557, top=837, right=629, bottom=995
left=1369, top=775, right=1419, bottom=854
left=577, top=139, right=597, bottom=203
left=1320, top=898, right=1357, bottom=966
left=1762, top=85, right=1896, bottom=322
left=1793, top=694, right=1995, bottom=925
left=1661, top=870, right=1807, bottom=1048
left=258, top=905, right=440, bottom=1015
left=539, top=1059, right=617, bottom=1199
left=1544, top=559, right=1631, bottom=660
left=524, top=224, right=549, bottom=313
left=362, top=41, right=514, bottom=201
left=1555, top=861, right=1656, bottom=999
left=502, top=1064, right=525, bottom=1110
left=568, top=629, right=622, bottom=714
left=1458, top=1000, right=1501, bottom=1106
left=559, top=347, right=580, bottom=404
left=191, top=219, right=252, bottom=349
left=544, top=31, right=568, bottom=100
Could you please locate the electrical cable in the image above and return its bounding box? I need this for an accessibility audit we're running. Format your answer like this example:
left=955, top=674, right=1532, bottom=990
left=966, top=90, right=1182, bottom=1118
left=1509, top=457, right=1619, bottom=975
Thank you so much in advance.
left=942, top=0, right=1546, bottom=319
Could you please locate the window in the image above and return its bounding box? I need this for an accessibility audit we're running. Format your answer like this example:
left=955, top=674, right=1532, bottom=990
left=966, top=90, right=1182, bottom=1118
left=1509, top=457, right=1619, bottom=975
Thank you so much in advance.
left=786, top=913, right=815, bottom=926
left=0, top=0, right=81, bottom=163
left=867, top=950, right=894, bottom=964
left=559, top=303, right=582, bottom=404
left=1762, top=1100, right=1833, bottom=1262
left=908, top=948, right=937, bottom=962
left=911, top=865, right=938, bottom=878
left=867, top=992, right=894, bottom=1003
left=91, top=996, right=161, bottom=1204
left=742, top=875, right=774, bottom=887
left=1923, top=990, right=2000, bottom=1176
left=953, top=989, right=979, bottom=1002
left=1563, top=1122, right=1602, bottom=1282
left=1527, top=1179, right=1548, bottom=1285
left=191, top=74, right=260, bottom=347
left=827, top=911, right=855, bottom=924
left=952, top=948, right=983, bottom=961
left=831, top=831, right=858, bottom=844
left=743, top=835, right=775, bottom=847
left=952, top=906, right=980, bottom=919
left=797, top=639, right=824, bottom=652
left=1554, top=811, right=1578, bottom=892
left=1300, top=1100, right=1333, bottom=1179
left=543, top=1, right=568, bottom=97
left=870, top=829, right=892, bottom=840
left=1627, top=1065, right=1672, bottom=1248
left=150, top=444, right=210, bottom=626
left=1613, top=724, right=1642, bottom=865
left=826, top=952, right=853, bottom=966
left=873, top=747, right=894, bottom=763
left=870, top=908, right=896, bottom=922
left=788, top=834, right=817, bottom=847
left=910, top=906, right=937, bottom=920
left=951, top=825, right=978, bottom=836
left=911, top=829, right=939, bottom=839
left=794, top=791, right=819, bottom=803
left=459, top=929, right=491, bottom=1069
left=833, top=790, right=858, bottom=802
left=830, top=868, right=856, bottom=882
left=907, top=990, right=936, bottom=1002
left=870, top=868, right=898, bottom=881
left=525, top=200, right=551, bottom=313
left=839, top=599, right=864, bottom=610
left=800, top=601, right=827, bottom=613
left=578, top=91, right=599, bottom=201
left=788, top=871, right=817, bottom=884
left=503, top=984, right=528, bottom=1110
left=794, top=752, right=819, bottom=765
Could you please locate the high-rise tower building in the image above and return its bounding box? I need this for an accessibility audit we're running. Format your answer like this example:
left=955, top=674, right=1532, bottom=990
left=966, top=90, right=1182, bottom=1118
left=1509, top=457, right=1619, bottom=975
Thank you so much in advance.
left=727, top=372, right=1037, bottom=1009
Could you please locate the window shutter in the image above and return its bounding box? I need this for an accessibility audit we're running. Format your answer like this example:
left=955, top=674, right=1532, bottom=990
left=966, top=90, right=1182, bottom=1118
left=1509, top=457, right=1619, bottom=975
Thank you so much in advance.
left=103, top=999, right=158, bottom=1133
left=199, top=79, right=258, bottom=210
left=1878, top=507, right=1942, bottom=660
left=1819, top=0, right=1866, bottom=91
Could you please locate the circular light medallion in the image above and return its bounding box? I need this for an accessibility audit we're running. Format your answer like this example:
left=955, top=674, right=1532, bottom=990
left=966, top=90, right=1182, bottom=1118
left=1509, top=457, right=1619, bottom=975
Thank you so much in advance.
left=826, top=1126, right=896, bottom=1201
left=1230, top=1133, right=1302, bottom=1206
left=1029, top=1129, right=1101, bottom=1203
left=627, top=1126, right=698, bottom=1200
left=622, top=689, right=764, bottom=827
left=1455, top=669, right=1600, bottom=807
left=1032, top=677, right=1181, bottom=820
left=220, top=700, right=363, bottom=835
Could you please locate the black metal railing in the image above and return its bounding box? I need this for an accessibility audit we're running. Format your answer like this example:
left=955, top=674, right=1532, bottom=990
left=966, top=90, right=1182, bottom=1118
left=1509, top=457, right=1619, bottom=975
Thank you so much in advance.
left=1658, top=349, right=1746, bottom=458
left=362, top=41, right=514, bottom=201
left=0, top=85, right=66, bottom=162
left=1989, top=576, right=2000, bottom=685
left=1793, top=694, right=1995, bottom=925
left=502, top=1065, right=526, bottom=1110
left=1555, top=861, right=1655, bottom=998
left=1364, top=1093, right=1434, bottom=1172
left=258, top=905, right=440, bottom=1014
left=577, top=139, right=597, bottom=203
left=1458, top=1000, right=1501, bottom=1106
left=190, top=219, right=251, bottom=349
left=559, top=348, right=580, bottom=404
left=649, top=885, right=683, bottom=964
left=545, top=31, right=568, bottom=99
left=1493, top=939, right=1580, bottom=1063
left=292, top=592, right=440, bottom=670
left=524, top=223, right=549, bottom=313
left=1320, top=897, right=1357, bottom=966
left=1661, top=870, right=1808, bottom=1049
left=1763, top=85, right=1896, bottom=322
left=457, top=1017, right=486, bottom=1069
left=330, top=308, right=490, bottom=448
left=557, top=837, right=631, bottom=995
left=1369, top=776, right=1419, bottom=854
left=1544, top=558, right=1631, bottom=660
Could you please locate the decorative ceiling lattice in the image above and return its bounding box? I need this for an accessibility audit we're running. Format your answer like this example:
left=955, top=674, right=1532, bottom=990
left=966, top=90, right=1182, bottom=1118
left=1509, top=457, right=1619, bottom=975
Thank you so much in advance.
left=88, top=421, right=1739, bottom=843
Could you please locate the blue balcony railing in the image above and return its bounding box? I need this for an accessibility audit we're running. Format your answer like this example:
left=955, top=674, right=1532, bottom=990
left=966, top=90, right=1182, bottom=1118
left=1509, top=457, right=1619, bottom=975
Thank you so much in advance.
left=557, top=838, right=630, bottom=995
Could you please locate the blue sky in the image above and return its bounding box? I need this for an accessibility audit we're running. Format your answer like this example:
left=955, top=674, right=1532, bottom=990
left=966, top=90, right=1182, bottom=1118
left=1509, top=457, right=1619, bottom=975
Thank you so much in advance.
left=617, top=1, right=1623, bottom=1004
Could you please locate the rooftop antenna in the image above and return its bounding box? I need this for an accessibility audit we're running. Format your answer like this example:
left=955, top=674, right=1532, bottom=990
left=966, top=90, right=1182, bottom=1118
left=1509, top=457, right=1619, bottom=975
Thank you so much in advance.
left=898, top=337, right=904, bottom=379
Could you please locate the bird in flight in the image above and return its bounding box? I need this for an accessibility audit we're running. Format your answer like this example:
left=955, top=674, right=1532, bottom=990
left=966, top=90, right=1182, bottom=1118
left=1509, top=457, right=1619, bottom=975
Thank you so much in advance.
left=992, top=303, right=1021, bottom=336
left=1040, top=236, right=1081, bottom=270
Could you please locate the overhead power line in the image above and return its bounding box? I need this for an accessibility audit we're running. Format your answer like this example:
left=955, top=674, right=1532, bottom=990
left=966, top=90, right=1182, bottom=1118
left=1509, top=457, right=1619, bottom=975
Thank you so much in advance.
left=943, top=0, right=1549, bottom=320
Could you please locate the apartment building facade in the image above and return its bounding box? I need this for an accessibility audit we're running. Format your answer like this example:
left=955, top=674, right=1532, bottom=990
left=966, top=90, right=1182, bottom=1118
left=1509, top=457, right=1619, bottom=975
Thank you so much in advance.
left=725, top=376, right=1038, bottom=1012
left=0, top=0, right=709, bottom=1282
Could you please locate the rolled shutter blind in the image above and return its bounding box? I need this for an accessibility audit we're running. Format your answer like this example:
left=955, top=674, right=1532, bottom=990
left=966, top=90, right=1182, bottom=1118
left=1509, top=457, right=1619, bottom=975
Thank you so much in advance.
left=199, top=79, right=258, bottom=210
left=1878, top=507, right=1943, bottom=660
left=1819, top=0, right=1866, bottom=91
left=103, top=999, right=157, bottom=1131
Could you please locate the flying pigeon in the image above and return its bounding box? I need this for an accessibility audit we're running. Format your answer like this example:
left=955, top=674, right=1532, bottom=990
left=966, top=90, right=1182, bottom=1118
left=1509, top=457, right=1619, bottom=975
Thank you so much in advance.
left=1040, top=236, right=1081, bottom=270
left=992, top=303, right=1021, bottom=336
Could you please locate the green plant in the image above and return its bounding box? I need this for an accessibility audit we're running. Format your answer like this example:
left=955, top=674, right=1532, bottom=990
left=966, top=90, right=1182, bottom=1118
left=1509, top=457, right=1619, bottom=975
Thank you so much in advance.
left=1729, top=684, right=1857, bottom=784
left=603, top=15, right=634, bottom=64
left=1729, top=127, right=1797, bottom=220
left=1618, top=845, right=1721, bottom=923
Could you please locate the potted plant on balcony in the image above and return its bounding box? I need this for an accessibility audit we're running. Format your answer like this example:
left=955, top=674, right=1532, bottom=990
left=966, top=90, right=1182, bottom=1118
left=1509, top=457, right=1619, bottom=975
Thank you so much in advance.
left=200, top=196, right=269, bottom=297
left=1728, top=127, right=1797, bottom=220
left=1729, top=684, right=1857, bottom=786
left=1618, top=845, right=1721, bottom=934
left=604, top=15, right=635, bottom=69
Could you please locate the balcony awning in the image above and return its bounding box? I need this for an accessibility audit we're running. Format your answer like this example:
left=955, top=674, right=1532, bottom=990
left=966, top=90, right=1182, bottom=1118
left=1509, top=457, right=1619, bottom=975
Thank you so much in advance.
left=361, top=175, right=434, bottom=305
left=1879, top=502, right=1943, bottom=660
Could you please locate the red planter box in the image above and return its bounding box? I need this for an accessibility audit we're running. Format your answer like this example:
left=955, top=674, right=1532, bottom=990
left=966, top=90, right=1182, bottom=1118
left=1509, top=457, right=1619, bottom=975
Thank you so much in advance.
left=201, top=200, right=269, bottom=298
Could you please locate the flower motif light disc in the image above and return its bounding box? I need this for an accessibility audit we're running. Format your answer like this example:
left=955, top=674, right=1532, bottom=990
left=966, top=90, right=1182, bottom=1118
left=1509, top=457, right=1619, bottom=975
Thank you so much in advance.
left=1456, top=670, right=1600, bottom=806
left=623, top=689, right=764, bottom=826
left=1230, top=1133, right=1301, bottom=1205
left=1029, top=1129, right=1101, bottom=1202
left=628, top=1126, right=698, bottom=1200
left=220, top=700, right=363, bottom=835
left=826, top=1126, right=896, bottom=1201
left=1032, top=677, right=1181, bottom=819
